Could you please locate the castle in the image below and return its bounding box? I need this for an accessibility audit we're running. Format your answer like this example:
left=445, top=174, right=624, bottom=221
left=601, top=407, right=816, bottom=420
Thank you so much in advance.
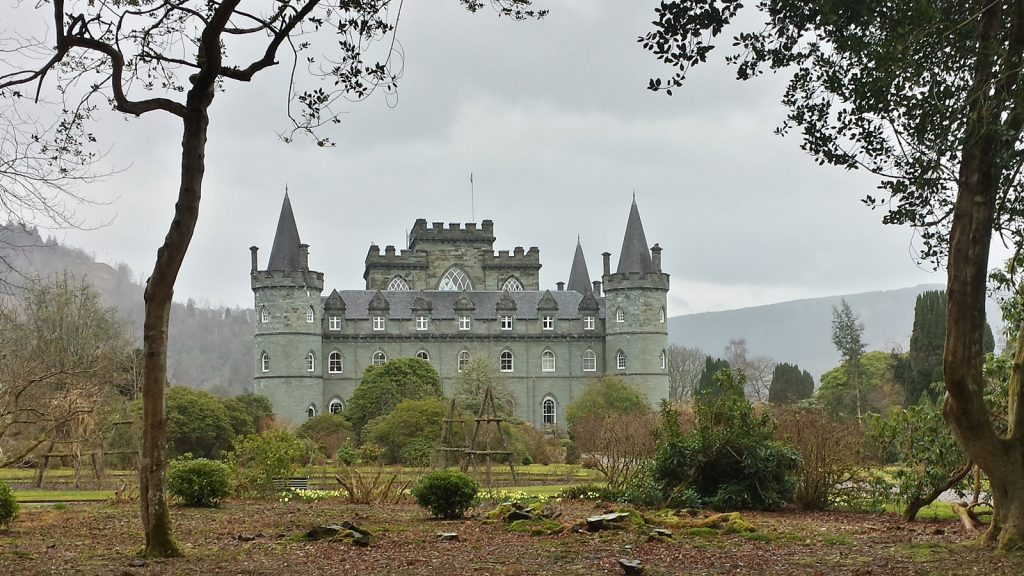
left=251, top=194, right=670, bottom=427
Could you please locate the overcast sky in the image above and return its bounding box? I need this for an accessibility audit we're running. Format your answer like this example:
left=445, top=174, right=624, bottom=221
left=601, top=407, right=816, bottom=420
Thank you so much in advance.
left=6, top=1, right=999, bottom=315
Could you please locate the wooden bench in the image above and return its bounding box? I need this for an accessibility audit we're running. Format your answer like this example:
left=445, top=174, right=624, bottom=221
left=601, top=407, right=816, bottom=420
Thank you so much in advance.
left=272, top=477, right=310, bottom=491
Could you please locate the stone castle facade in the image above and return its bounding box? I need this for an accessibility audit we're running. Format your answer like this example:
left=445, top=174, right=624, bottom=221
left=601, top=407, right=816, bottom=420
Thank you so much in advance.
left=251, top=195, right=670, bottom=427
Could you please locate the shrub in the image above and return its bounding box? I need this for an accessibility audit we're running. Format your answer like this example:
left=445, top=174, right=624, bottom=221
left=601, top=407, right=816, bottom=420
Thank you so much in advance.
left=773, top=406, right=863, bottom=511
left=399, top=437, right=435, bottom=467
left=335, top=439, right=359, bottom=466
left=0, top=481, right=17, bottom=529
left=296, top=414, right=352, bottom=459
left=366, top=398, right=446, bottom=464
left=412, top=470, right=480, bottom=519
left=227, top=429, right=306, bottom=498
left=168, top=457, right=230, bottom=507
left=357, top=441, right=384, bottom=464
left=166, top=386, right=235, bottom=459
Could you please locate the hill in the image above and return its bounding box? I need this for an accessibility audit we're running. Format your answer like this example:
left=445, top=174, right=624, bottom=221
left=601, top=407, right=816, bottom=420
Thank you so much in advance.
left=668, top=285, right=1003, bottom=383
left=0, top=222, right=253, bottom=395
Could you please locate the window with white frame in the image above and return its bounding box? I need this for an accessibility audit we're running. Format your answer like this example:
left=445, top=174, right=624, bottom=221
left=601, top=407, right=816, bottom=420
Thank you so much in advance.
left=306, top=352, right=315, bottom=372
left=583, top=315, right=595, bottom=330
left=615, top=308, right=625, bottom=323
left=660, top=307, right=666, bottom=323
left=501, top=276, right=524, bottom=291
left=387, top=276, right=410, bottom=291
left=458, top=350, right=470, bottom=372
left=439, top=267, right=473, bottom=291
left=616, top=350, right=626, bottom=370
left=306, top=306, right=315, bottom=323
left=260, top=306, right=269, bottom=323
left=583, top=350, right=597, bottom=372
left=415, top=315, right=429, bottom=330
left=500, top=315, right=513, bottom=330
left=329, top=398, right=344, bottom=414
left=541, top=350, right=555, bottom=372
left=261, top=352, right=270, bottom=373
left=329, top=351, right=343, bottom=373
left=458, top=315, right=471, bottom=330
left=372, top=350, right=387, bottom=366
left=499, top=350, right=514, bottom=372
left=416, top=350, right=430, bottom=361
left=328, top=315, right=341, bottom=331
left=542, top=315, right=554, bottom=330
left=542, top=397, right=556, bottom=425
left=307, top=404, right=317, bottom=419
left=372, top=315, right=386, bottom=331
left=660, top=350, right=667, bottom=370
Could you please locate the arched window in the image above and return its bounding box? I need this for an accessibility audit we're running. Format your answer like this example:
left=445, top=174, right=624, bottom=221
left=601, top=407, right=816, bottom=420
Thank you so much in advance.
left=499, top=350, right=514, bottom=372
left=329, top=351, right=343, bottom=373
left=542, top=397, right=556, bottom=425
left=615, top=308, right=625, bottom=323
left=660, top=307, right=666, bottom=323
left=307, top=403, right=317, bottom=419
left=616, top=350, right=626, bottom=370
left=388, top=275, right=410, bottom=291
left=660, top=350, right=667, bottom=370
left=582, top=349, right=597, bottom=372
left=260, top=306, right=269, bottom=323
left=372, top=350, right=387, bottom=366
left=458, top=350, right=470, bottom=372
left=329, top=398, right=345, bottom=414
left=261, top=352, right=270, bottom=373
left=541, top=350, right=555, bottom=372
left=501, top=276, right=524, bottom=291
left=306, top=306, right=315, bottom=323
left=439, top=267, right=472, bottom=291
left=416, top=350, right=430, bottom=361
left=306, top=352, right=315, bottom=372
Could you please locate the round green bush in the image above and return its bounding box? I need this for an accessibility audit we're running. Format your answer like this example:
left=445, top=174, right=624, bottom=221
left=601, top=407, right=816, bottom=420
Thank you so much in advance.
left=411, top=470, right=479, bottom=519
left=0, top=481, right=17, bottom=529
left=399, top=437, right=435, bottom=467
left=168, top=457, right=231, bottom=507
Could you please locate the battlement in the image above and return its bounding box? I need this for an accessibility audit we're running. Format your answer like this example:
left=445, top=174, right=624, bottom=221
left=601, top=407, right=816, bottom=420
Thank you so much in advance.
left=409, top=218, right=495, bottom=247
left=602, top=271, right=670, bottom=291
left=365, top=245, right=429, bottom=267
left=251, top=269, right=325, bottom=290
left=482, top=246, right=541, bottom=269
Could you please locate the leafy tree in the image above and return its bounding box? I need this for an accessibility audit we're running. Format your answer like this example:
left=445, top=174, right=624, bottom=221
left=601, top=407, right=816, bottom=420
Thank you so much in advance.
left=566, top=375, right=649, bottom=425
left=296, top=414, right=352, bottom=461
left=232, top=394, right=274, bottom=434
left=653, top=370, right=800, bottom=510
left=640, top=0, right=1024, bottom=549
left=452, top=356, right=514, bottom=418
left=366, top=398, right=447, bottom=465
left=831, top=300, right=866, bottom=420
left=768, top=363, right=814, bottom=405
left=0, top=274, right=130, bottom=467
left=346, top=358, right=442, bottom=438
left=227, top=429, right=306, bottom=499
left=0, top=0, right=543, bottom=556
left=665, top=345, right=706, bottom=401
left=695, top=357, right=731, bottom=398
left=219, top=398, right=256, bottom=439
left=165, top=387, right=234, bottom=460
left=815, top=351, right=903, bottom=418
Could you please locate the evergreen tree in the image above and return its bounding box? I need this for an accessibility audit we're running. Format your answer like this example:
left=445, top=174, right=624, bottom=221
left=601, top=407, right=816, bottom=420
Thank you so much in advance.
left=831, top=299, right=866, bottom=420
left=768, top=363, right=814, bottom=405
left=907, top=291, right=947, bottom=404
left=696, top=357, right=732, bottom=397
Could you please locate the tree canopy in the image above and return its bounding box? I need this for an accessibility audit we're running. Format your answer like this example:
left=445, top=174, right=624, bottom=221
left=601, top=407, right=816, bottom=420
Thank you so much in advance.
left=345, top=358, right=443, bottom=438
left=768, top=363, right=815, bottom=405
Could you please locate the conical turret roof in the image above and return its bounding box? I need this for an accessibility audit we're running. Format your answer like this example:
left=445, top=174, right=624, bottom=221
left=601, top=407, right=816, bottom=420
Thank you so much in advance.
left=567, top=238, right=592, bottom=294
left=616, top=197, right=652, bottom=274
left=267, top=193, right=302, bottom=271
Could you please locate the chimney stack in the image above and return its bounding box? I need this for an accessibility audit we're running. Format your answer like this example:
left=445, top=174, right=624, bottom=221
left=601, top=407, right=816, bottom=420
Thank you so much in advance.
left=602, top=252, right=611, bottom=276
left=592, top=280, right=601, bottom=297
left=249, top=246, right=258, bottom=272
left=651, top=243, right=662, bottom=272
left=299, top=244, right=309, bottom=270
left=557, top=282, right=565, bottom=291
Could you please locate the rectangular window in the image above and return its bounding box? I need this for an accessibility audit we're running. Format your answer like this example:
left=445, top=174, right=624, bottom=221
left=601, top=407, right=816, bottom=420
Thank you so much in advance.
left=372, top=316, right=385, bottom=331
left=500, top=315, right=513, bottom=330
left=583, top=316, right=595, bottom=330
left=416, top=315, right=429, bottom=331
left=459, top=316, right=471, bottom=331
left=542, top=315, right=554, bottom=330
left=617, top=353, right=626, bottom=370
left=328, top=316, right=341, bottom=331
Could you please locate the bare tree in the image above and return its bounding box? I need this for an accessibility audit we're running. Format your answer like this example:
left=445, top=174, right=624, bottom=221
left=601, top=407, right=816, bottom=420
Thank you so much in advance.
left=665, top=344, right=704, bottom=401
left=571, top=412, right=656, bottom=490
left=0, top=0, right=544, bottom=556
left=724, top=338, right=775, bottom=402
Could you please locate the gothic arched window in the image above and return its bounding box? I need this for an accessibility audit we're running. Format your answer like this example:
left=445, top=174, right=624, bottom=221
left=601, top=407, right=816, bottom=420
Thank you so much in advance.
left=458, top=350, right=470, bottom=372
left=329, top=398, right=345, bottom=414
left=261, top=352, right=270, bottom=373
left=387, top=276, right=410, bottom=291
left=542, top=397, right=556, bottom=425
left=500, top=350, right=514, bottom=372
left=616, top=350, right=626, bottom=370
left=501, top=276, right=524, bottom=291
left=439, top=267, right=472, bottom=291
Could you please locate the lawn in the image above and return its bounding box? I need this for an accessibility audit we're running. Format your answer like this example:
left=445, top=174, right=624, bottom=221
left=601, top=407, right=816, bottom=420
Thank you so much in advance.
left=1, top=497, right=1021, bottom=575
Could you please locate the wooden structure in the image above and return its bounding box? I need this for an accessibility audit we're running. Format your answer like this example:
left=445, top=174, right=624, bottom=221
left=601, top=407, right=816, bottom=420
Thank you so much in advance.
left=461, top=386, right=517, bottom=487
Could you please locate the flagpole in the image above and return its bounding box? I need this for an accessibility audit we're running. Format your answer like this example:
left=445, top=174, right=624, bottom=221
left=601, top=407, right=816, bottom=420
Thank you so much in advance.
left=470, top=172, right=475, bottom=222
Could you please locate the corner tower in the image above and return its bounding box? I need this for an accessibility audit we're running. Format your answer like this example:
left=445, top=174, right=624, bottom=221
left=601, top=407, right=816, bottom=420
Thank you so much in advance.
left=251, top=193, right=325, bottom=424
left=602, top=197, right=670, bottom=404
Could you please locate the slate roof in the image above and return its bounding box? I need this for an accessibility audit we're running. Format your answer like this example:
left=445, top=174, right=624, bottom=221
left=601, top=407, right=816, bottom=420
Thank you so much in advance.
left=267, top=193, right=303, bottom=271
left=567, top=239, right=592, bottom=294
left=616, top=197, right=653, bottom=274
left=329, top=290, right=605, bottom=320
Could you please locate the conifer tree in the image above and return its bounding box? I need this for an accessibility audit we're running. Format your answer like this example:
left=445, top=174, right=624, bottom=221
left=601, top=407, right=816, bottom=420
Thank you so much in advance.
left=768, top=363, right=814, bottom=405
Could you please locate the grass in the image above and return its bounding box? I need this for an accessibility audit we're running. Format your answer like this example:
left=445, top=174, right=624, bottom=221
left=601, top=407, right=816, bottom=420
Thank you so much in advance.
left=13, top=490, right=113, bottom=502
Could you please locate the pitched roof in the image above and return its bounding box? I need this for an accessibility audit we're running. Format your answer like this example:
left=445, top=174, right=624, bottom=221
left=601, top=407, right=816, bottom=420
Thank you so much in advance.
left=567, top=238, right=592, bottom=294
left=266, top=193, right=303, bottom=271
left=615, top=197, right=653, bottom=274
left=328, top=290, right=604, bottom=320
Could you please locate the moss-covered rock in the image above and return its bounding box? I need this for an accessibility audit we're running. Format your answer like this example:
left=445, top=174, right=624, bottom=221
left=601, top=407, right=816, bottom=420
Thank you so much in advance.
left=507, top=518, right=566, bottom=536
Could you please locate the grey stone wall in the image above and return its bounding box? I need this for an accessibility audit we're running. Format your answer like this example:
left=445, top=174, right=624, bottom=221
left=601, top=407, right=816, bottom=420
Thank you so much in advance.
left=602, top=271, right=671, bottom=406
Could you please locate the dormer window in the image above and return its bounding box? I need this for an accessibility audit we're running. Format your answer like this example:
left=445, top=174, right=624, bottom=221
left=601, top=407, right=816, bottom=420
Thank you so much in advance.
left=583, top=315, right=595, bottom=330
left=439, top=267, right=472, bottom=291
left=260, top=306, right=269, bottom=323
left=329, top=316, right=341, bottom=331
left=416, top=315, right=429, bottom=331
left=458, top=315, right=471, bottom=331
left=306, top=306, right=315, bottom=323
left=500, top=315, right=513, bottom=330
left=372, top=316, right=386, bottom=331
left=542, top=315, right=554, bottom=330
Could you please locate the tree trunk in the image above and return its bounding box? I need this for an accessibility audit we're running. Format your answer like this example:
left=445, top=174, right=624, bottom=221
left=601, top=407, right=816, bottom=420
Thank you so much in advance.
left=902, top=460, right=973, bottom=522
left=138, top=86, right=212, bottom=558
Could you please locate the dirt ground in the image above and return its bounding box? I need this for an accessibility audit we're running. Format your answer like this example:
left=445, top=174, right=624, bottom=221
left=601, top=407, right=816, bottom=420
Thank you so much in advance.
left=2, top=500, right=1022, bottom=575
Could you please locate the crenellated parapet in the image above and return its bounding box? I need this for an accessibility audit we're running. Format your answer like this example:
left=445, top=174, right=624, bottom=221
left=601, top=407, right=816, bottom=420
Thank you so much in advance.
left=602, top=270, right=670, bottom=292
left=409, top=218, right=496, bottom=246
left=251, top=269, right=325, bottom=291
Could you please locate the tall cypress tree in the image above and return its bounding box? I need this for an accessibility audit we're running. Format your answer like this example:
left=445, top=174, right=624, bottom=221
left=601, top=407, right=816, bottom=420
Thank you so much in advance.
left=907, top=291, right=947, bottom=404
left=768, top=363, right=814, bottom=405
left=696, top=357, right=732, bottom=398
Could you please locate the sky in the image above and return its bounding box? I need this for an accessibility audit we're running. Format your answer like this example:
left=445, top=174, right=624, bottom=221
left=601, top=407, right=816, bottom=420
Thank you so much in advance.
left=4, top=1, right=999, bottom=315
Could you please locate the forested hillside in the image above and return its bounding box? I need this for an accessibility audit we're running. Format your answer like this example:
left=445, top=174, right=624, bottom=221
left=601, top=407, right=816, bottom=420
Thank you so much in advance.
left=0, top=223, right=253, bottom=395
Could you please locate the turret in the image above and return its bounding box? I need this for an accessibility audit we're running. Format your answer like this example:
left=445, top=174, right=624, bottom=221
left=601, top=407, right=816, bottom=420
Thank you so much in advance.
left=602, top=197, right=670, bottom=405
left=567, top=238, right=592, bottom=294
left=251, top=192, right=325, bottom=424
